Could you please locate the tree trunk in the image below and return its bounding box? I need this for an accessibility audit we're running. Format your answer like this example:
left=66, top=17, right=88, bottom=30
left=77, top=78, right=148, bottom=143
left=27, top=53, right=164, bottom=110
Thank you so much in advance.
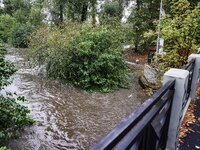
left=91, top=0, right=96, bottom=25
left=81, top=2, right=88, bottom=22
left=59, top=4, right=64, bottom=24
left=135, top=43, right=139, bottom=52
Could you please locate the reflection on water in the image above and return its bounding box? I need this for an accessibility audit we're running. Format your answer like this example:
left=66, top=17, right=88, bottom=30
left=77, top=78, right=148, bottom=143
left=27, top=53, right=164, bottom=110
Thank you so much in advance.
left=4, top=48, right=146, bottom=150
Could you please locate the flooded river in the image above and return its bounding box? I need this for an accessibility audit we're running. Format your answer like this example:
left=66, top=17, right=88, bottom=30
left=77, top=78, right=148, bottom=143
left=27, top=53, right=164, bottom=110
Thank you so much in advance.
left=4, top=48, right=146, bottom=150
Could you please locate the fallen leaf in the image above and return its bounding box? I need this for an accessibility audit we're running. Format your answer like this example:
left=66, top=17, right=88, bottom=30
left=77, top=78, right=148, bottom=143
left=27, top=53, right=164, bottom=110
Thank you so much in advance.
left=179, top=102, right=197, bottom=140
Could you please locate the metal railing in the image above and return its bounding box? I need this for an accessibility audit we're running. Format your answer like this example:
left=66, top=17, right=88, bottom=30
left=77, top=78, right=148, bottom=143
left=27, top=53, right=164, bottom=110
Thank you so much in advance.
left=92, top=80, right=175, bottom=150
left=92, top=57, right=197, bottom=150
left=185, top=59, right=195, bottom=102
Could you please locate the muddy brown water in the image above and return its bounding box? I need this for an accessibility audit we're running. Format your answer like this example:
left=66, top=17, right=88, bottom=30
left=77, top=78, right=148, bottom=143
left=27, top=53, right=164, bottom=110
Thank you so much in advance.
left=3, top=48, right=147, bottom=150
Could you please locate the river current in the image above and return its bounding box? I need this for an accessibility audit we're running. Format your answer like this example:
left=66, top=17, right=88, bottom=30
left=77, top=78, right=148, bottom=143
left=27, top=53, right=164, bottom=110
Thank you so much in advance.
left=4, top=48, right=146, bottom=150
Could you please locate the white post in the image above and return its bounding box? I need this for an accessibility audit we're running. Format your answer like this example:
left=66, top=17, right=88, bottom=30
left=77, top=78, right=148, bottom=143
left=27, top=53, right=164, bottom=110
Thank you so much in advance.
left=163, top=68, right=189, bottom=150
left=188, top=54, right=200, bottom=100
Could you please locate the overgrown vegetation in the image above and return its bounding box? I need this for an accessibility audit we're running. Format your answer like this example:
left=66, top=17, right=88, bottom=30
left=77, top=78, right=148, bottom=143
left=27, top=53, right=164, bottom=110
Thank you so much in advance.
left=0, top=0, right=198, bottom=149
left=0, top=42, right=34, bottom=145
left=128, top=0, right=160, bottom=52
left=0, top=0, right=200, bottom=149
left=29, top=24, right=129, bottom=92
left=152, top=0, right=200, bottom=73
left=11, top=23, right=33, bottom=48
left=0, top=15, right=16, bottom=43
left=0, top=0, right=199, bottom=90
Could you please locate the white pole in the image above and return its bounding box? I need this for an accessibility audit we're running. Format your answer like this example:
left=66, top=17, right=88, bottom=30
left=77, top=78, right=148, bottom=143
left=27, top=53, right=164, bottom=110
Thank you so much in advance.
left=155, top=0, right=162, bottom=62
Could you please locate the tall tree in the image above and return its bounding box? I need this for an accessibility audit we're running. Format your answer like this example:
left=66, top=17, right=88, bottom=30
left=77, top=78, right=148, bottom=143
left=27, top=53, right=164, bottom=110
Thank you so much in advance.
left=49, top=0, right=97, bottom=25
left=2, top=0, right=32, bottom=23
left=161, top=0, right=200, bottom=59
left=128, top=0, right=160, bottom=52
left=50, top=0, right=66, bottom=25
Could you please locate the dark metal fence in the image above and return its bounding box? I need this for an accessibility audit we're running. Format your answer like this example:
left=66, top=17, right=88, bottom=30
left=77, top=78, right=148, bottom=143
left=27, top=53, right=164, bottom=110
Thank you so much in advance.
left=185, top=59, right=195, bottom=103
left=92, top=80, right=175, bottom=150
left=179, top=59, right=196, bottom=125
left=92, top=58, right=196, bottom=150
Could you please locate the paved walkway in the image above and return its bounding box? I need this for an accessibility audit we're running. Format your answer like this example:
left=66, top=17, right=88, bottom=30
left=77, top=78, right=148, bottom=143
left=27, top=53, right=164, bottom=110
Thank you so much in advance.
left=180, top=97, right=200, bottom=150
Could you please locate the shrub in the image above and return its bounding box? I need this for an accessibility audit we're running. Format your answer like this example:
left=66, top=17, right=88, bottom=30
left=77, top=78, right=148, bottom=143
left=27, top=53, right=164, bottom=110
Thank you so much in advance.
left=153, top=50, right=187, bottom=75
left=29, top=24, right=129, bottom=92
left=0, top=43, right=16, bottom=87
left=0, top=57, right=16, bottom=88
left=160, top=0, right=200, bottom=61
left=0, top=15, right=16, bottom=43
left=0, top=95, right=35, bottom=140
left=11, top=23, right=33, bottom=48
left=0, top=42, right=7, bottom=56
left=67, top=25, right=129, bottom=92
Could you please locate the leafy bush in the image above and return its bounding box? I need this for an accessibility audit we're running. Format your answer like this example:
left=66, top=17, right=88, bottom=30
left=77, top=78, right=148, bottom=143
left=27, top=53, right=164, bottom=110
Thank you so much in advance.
left=0, top=57, right=16, bottom=88
left=13, top=9, right=30, bottom=24
left=67, top=26, right=129, bottom=92
left=0, top=43, right=16, bottom=89
left=0, top=147, right=10, bottom=150
left=160, top=0, right=200, bottom=61
left=153, top=50, right=187, bottom=74
left=0, top=15, right=16, bottom=42
left=11, top=23, right=33, bottom=48
left=29, top=24, right=129, bottom=92
left=0, top=42, right=7, bottom=56
left=0, top=95, right=34, bottom=140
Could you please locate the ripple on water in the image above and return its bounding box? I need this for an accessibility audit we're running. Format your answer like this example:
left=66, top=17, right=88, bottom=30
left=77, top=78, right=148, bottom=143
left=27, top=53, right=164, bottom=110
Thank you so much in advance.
left=4, top=48, right=147, bottom=150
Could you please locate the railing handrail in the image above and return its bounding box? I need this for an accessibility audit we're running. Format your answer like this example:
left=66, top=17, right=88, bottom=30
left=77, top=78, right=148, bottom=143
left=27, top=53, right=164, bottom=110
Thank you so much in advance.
left=92, top=80, right=175, bottom=150
left=185, top=58, right=195, bottom=71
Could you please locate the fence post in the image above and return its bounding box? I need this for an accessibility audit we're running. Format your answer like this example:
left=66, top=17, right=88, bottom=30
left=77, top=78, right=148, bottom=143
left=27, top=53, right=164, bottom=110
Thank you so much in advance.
left=188, top=54, right=200, bottom=100
left=163, top=68, right=189, bottom=150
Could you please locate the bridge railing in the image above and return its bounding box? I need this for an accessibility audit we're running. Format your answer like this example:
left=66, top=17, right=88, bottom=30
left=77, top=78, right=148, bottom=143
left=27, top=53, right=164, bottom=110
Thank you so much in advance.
left=92, top=54, right=200, bottom=150
left=92, top=80, right=175, bottom=150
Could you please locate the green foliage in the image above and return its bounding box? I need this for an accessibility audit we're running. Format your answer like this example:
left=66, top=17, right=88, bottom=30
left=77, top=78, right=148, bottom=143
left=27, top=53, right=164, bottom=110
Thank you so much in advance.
left=102, top=0, right=121, bottom=17
left=0, top=58, right=16, bottom=89
left=153, top=50, right=187, bottom=74
left=0, top=41, right=34, bottom=142
left=49, top=0, right=97, bottom=24
left=0, top=15, right=16, bottom=42
left=0, top=147, right=10, bottom=150
left=0, top=42, right=7, bottom=56
left=11, top=23, right=33, bottom=48
left=67, top=25, right=129, bottom=92
left=0, top=43, right=16, bottom=88
left=29, top=7, right=45, bottom=26
left=0, top=95, right=35, bottom=140
left=100, top=0, right=122, bottom=24
left=161, top=0, right=200, bottom=61
left=29, top=24, right=129, bottom=92
left=2, top=0, right=44, bottom=26
left=2, top=0, right=31, bottom=17
left=13, top=8, right=30, bottom=24
left=128, top=0, right=160, bottom=52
